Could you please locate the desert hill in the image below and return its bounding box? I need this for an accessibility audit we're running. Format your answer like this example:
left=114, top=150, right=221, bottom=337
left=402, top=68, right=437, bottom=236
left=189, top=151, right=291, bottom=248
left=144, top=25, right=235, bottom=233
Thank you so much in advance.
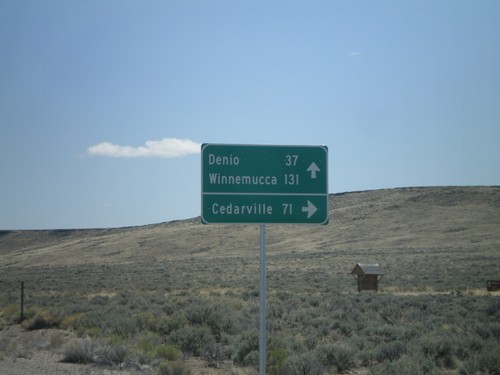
left=1, top=186, right=499, bottom=293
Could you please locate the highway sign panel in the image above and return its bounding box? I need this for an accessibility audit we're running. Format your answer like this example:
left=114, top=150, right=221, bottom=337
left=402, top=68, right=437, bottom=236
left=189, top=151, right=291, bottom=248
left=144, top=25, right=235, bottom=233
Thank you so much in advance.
left=201, top=144, right=328, bottom=224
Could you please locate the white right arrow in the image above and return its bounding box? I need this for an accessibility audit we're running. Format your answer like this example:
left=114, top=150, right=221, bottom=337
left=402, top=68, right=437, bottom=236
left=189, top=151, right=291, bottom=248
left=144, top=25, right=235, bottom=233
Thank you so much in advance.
left=307, top=162, right=320, bottom=179
left=302, top=200, right=318, bottom=219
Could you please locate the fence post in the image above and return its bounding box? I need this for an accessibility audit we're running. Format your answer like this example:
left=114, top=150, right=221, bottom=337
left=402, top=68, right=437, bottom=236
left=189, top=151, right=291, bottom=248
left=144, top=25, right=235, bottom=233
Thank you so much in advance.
left=20, top=281, right=24, bottom=323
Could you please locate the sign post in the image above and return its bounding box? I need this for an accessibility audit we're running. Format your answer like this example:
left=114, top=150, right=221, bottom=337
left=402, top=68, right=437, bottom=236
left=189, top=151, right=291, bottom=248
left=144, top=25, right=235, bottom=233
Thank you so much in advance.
left=201, top=144, right=329, bottom=374
left=259, top=224, right=266, bottom=375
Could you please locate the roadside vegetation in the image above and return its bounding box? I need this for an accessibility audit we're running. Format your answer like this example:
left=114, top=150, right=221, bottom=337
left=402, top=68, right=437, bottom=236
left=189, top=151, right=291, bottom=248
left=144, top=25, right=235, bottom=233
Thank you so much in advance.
left=1, top=265, right=499, bottom=374
left=1, top=187, right=499, bottom=374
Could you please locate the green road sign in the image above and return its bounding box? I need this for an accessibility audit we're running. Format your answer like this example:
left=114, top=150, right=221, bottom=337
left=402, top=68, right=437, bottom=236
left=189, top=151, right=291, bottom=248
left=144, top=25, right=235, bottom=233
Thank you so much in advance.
left=201, top=144, right=329, bottom=224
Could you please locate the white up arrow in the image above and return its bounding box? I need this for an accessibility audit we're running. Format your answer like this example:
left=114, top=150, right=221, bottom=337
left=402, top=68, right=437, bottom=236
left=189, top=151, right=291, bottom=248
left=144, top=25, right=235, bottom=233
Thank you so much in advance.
left=307, top=162, right=320, bottom=179
left=302, top=200, right=318, bottom=219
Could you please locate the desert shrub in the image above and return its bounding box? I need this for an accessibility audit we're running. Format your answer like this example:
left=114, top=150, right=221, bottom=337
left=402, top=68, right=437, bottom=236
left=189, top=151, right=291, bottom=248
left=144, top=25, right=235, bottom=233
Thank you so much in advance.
left=184, top=301, right=236, bottom=340
left=460, top=344, right=500, bottom=375
left=203, top=342, right=227, bottom=368
left=158, top=360, right=192, bottom=375
left=48, top=330, right=66, bottom=348
left=459, top=359, right=479, bottom=375
left=117, top=291, right=133, bottom=306
left=60, top=313, right=80, bottom=329
left=157, top=344, right=182, bottom=361
left=134, top=312, right=157, bottom=332
left=160, top=300, right=177, bottom=315
left=268, top=348, right=288, bottom=375
left=24, top=308, right=60, bottom=330
left=316, top=342, right=357, bottom=373
left=359, top=348, right=378, bottom=367
left=287, top=351, right=324, bottom=375
left=241, top=288, right=259, bottom=301
left=489, top=322, right=500, bottom=339
left=456, top=335, right=484, bottom=360
left=420, top=336, right=456, bottom=368
left=74, top=305, right=138, bottom=338
left=484, top=298, right=500, bottom=317
left=111, top=315, right=138, bottom=338
left=1, top=304, right=21, bottom=326
left=157, top=316, right=187, bottom=336
left=369, top=354, right=440, bottom=375
left=62, top=337, right=95, bottom=364
left=268, top=301, right=289, bottom=320
left=94, top=342, right=128, bottom=366
left=473, top=322, right=499, bottom=339
left=75, top=310, right=104, bottom=333
left=302, top=329, right=318, bottom=351
left=233, top=329, right=259, bottom=366
left=332, top=318, right=358, bottom=336
left=78, top=326, right=102, bottom=338
left=90, top=295, right=111, bottom=305
left=170, top=325, right=215, bottom=357
left=135, top=331, right=163, bottom=362
left=475, top=344, right=500, bottom=374
left=361, top=323, right=406, bottom=343
left=375, top=340, right=406, bottom=362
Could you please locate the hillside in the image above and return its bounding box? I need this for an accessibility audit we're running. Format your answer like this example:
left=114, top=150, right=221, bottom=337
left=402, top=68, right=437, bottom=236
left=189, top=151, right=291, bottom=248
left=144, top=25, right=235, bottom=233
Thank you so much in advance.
left=1, top=186, right=499, bottom=292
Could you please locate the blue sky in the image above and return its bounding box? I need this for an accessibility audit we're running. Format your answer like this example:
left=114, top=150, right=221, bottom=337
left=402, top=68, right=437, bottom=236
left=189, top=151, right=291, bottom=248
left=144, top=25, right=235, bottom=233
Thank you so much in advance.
left=1, top=0, right=499, bottom=229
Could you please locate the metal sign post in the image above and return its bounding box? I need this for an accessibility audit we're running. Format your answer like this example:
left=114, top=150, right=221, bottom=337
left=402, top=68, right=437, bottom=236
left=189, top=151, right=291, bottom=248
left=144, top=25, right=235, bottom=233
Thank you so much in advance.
left=259, top=224, right=267, bottom=375
left=201, top=144, right=329, bottom=375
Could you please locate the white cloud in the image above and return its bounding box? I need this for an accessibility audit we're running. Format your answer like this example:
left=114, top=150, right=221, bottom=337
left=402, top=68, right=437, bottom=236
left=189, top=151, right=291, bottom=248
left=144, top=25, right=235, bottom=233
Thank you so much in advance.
left=348, top=51, right=362, bottom=58
left=87, top=138, right=201, bottom=158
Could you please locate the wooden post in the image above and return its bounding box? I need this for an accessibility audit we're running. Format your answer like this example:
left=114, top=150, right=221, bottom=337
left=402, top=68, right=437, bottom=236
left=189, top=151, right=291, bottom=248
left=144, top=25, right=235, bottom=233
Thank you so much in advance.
left=20, top=281, right=24, bottom=323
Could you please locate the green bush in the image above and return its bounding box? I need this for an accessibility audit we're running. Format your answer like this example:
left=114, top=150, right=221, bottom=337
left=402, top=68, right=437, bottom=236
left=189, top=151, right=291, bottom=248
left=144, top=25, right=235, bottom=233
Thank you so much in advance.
left=1, top=304, right=21, bottom=326
left=184, top=301, right=236, bottom=340
left=75, top=310, right=105, bottom=333
left=74, top=305, right=139, bottom=338
left=157, top=316, right=187, bottom=336
left=233, top=330, right=259, bottom=366
left=60, top=313, right=80, bottom=330
left=158, top=360, right=192, bottom=375
left=267, top=348, right=288, bottom=375
left=112, top=316, right=138, bottom=338
left=135, top=331, right=163, bottom=361
left=157, top=344, right=182, bottom=361
left=134, top=312, right=157, bottom=332
left=170, top=325, right=215, bottom=357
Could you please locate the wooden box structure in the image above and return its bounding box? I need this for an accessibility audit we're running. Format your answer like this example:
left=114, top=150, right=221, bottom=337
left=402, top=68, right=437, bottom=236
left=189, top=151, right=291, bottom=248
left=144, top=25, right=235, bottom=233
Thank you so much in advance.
left=487, top=280, right=500, bottom=291
left=351, top=263, right=385, bottom=292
